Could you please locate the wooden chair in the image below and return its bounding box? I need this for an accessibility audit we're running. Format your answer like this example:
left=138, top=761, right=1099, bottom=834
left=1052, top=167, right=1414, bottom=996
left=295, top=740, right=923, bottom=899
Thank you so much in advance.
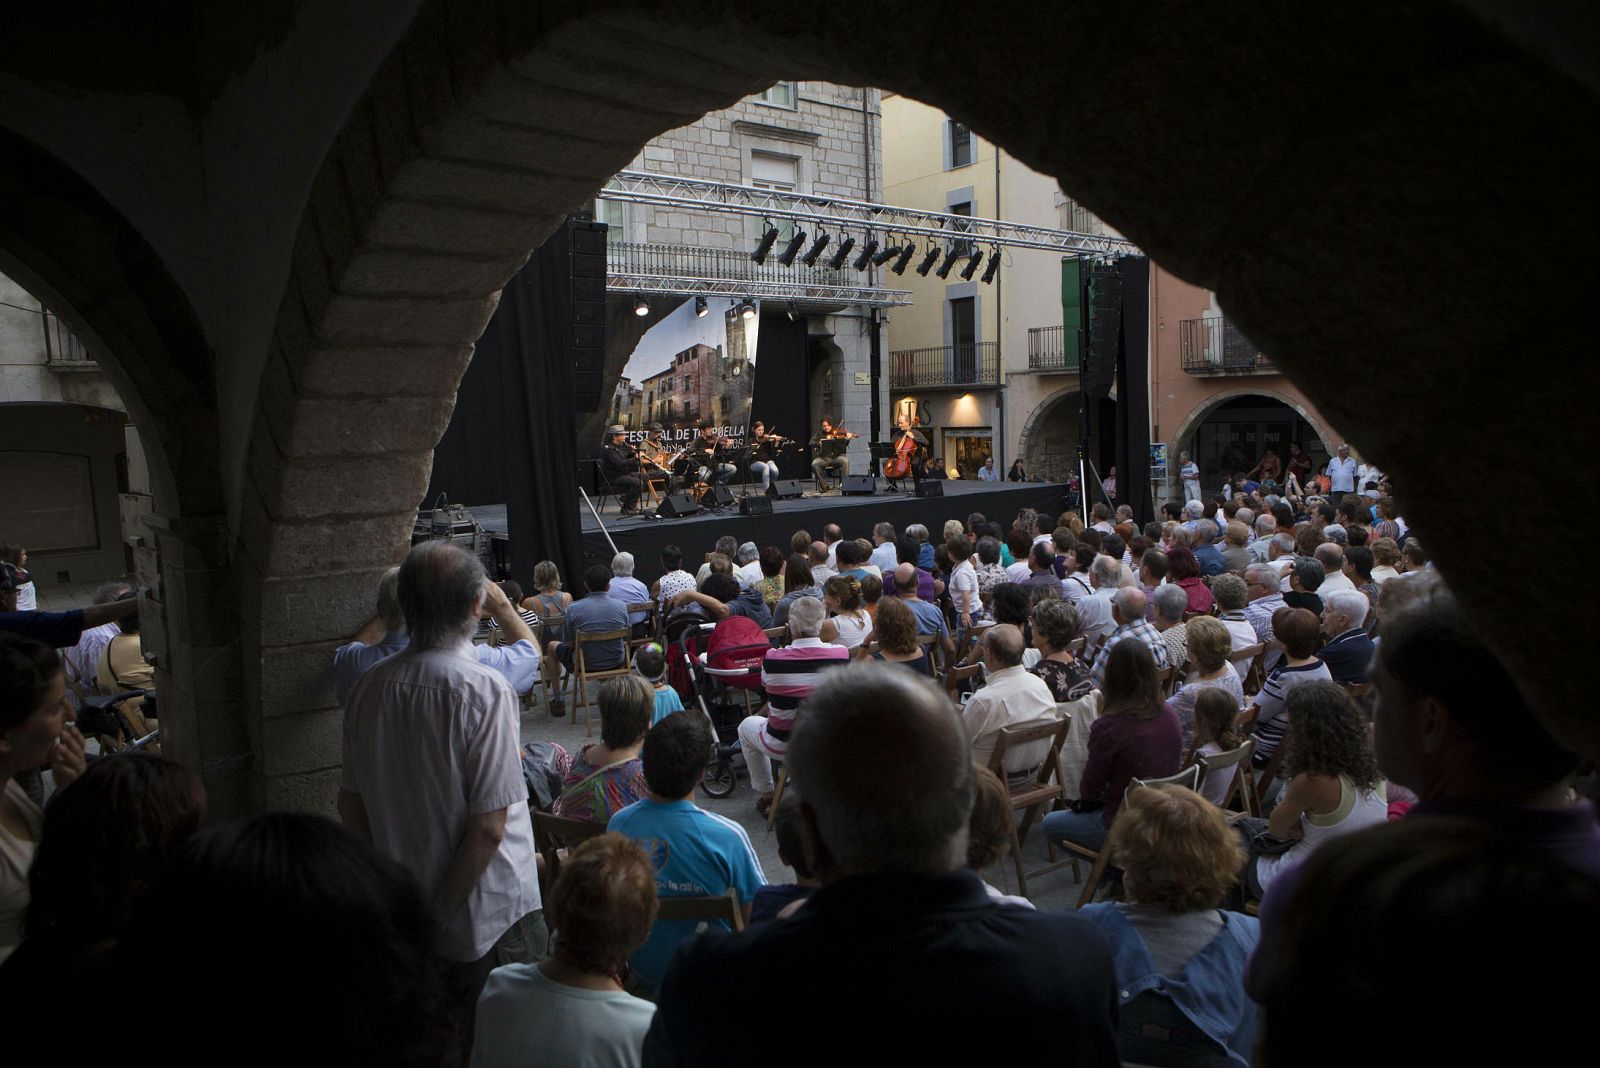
left=626, top=601, right=660, bottom=644
left=915, top=632, right=939, bottom=677
left=1231, top=643, right=1267, bottom=696
left=985, top=714, right=1074, bottom=897
left=531, top=811, right=606, bottom=891
left=767, top=762, right=788, bottom=832
left=1051, top=764, right=1202, bottom=908
left=1194, top=737, right=1259, bottom=816
left=1254, top=745, right=1286, bottom=812
left=656, top=887, right=745, bottom=931
left=1064, top=636, right=1086, bottom=657
left=1155, top=664, right=1175, bottom=696
left=573, top=627, right=635, bottom=735
left=1056, top=690, right=1102, bottom=805
left=536, top=612, right=568, bottom=713
left=763, top=625, right=791, bottom=647
left=943, top=661, right=982, bottom=697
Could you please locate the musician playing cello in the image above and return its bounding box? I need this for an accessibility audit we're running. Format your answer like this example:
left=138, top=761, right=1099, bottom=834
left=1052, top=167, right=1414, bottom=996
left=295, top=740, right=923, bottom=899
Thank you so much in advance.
left=810, top=417, right=856, bottom=492
left=600, top=425, right=644, bottom=516
left=883, top=412, right=927, bottom=490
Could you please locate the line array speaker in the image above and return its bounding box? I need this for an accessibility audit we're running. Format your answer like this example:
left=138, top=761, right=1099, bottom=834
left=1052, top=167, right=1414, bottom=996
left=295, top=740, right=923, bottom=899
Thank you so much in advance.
left=1083, top=261, right=1121, bottom=400
left=569, top=217, right=608, bottom=412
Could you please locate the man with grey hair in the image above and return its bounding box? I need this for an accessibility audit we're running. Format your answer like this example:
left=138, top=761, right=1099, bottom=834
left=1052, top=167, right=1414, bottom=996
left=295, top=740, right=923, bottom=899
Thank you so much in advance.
left=732, top=541, right=762, bottom=587
left=646, top=666, right=1119, bottom=1065
left=1250, top=514, right=1279, bottom=562
left=961, top=624, right=1058, bottom=771
left=1151, top=583, right=1191, bottom=673
left=608, top=551, right=652, bottom=630
left=1074, top=555, right=1121, bottom=644
left=1319, top=590, right=1377, bottom=685
left=1192, top=518, right=1226, bottom=577
left=331, top=564, right=539, bottom=705
left=1322, top=522, right=1349, bottom=548
left=698, top=535, right=740, bottom=584
left=1244, top=562, right=1288, bottom=669
left=1089, top=587, right=1170, bottom=689
left=1314, top=542, right=1355, bottom=595
left=1180, top=450, right=1201, bottom=502
left=905, top=522, right=935, bottom=570
left=738, top=595, right=851, bottom=815
left=64, top=579, right=135, bottom=700
left=339, top=541, right=545, bottom=1029
left=868, top=521, right=899, bottom=573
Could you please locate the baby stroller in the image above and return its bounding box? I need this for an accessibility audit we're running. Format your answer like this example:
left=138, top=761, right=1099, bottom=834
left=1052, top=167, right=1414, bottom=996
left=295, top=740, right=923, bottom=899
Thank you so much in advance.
left=675, top=621, right=770, bottom=799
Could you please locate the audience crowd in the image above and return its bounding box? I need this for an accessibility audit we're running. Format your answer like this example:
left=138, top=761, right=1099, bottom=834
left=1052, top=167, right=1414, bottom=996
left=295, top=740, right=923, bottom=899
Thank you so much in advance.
left=1, top=475, right=1595, bottom=1065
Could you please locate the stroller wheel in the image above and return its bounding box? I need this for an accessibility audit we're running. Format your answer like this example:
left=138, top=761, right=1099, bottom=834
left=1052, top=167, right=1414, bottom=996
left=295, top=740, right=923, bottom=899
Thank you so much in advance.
left=700, top=760, right=737, bottom=799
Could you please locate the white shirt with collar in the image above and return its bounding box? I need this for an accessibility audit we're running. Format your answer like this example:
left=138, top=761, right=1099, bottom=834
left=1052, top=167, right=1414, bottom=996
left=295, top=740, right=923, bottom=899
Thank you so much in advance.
left=962, top=664, right=1059, bottom=773
left=1075, top=587, right=1117, bottom=643
left=869, top=543, right=900, bottom=573
left=735, top=560, right=764, bottom=587
left=1318, top=571, right=1356, bottom=596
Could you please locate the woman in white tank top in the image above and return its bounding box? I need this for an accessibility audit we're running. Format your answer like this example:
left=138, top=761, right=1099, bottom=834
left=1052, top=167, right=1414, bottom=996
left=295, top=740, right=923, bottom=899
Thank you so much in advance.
left=819, top=575, right=873, bottom=650
left=1254, top=681, right=1387, bottom=894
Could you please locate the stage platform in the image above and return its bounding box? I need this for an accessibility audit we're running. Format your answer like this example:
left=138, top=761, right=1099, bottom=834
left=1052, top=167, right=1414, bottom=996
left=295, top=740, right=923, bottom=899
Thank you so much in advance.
left=562, top=479, right=1071, bottom=577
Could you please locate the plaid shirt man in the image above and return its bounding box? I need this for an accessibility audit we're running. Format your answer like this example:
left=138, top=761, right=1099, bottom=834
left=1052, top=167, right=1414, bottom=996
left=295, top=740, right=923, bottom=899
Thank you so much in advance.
left=1090, top=617, right=1172, bottom=690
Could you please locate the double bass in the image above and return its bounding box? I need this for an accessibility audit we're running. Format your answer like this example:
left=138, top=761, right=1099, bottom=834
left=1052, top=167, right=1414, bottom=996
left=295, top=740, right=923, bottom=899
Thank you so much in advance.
left=884, top=416, right=922, bottom=480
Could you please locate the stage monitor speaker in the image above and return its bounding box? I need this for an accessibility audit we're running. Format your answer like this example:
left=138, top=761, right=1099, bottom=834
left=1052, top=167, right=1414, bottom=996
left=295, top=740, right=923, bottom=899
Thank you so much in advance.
left=702, top=484, right=735, bottom=507
left=841, top=475, right=876, bottom=496
left=1083, top=261, right=1122, bottom=400
left=739, top=494, right=773, bottom=516
left=767, top=479, right=804, bottom=500
left=568, top=217, right=608, bottom=412
left=657, top=493, right=700, bottom=518
left=915, top=480, right=944, bottom=498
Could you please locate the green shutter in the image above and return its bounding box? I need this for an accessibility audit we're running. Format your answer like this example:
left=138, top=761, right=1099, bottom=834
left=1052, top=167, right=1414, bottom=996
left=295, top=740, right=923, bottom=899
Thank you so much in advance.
left=1061, top=257, right=1084, bottom=371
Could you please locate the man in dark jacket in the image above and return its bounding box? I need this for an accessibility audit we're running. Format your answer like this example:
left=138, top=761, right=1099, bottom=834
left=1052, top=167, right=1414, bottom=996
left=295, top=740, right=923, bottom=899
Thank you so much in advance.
left=643, top=668, right=1120, bottom=1067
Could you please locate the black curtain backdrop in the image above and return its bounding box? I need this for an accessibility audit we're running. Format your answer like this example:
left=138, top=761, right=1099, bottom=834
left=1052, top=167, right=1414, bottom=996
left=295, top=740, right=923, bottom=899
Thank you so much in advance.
left=426, top=230, right=583, bottom=589
left=1115, top=255, right=1153, bottom=526
left=749, top=309, right=809, bottom=441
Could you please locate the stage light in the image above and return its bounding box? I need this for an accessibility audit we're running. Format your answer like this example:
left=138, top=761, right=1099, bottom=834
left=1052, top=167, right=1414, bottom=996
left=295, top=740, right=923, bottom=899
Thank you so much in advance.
left=981, top=249, right=1001, bottom=284
left=915, top=247, right=940, bottom=275
left=800, top=232, right=831, bottom=266
left=936, top=247, right=962, bottom=279
left=738, top=298, right=758, bottom=320
left=786, top=300, right=800, bottom=322
left=872, top=243, right=900, bottom=267
left=693, top=296, right=709, bottom=317
left=633, top=297, right=650, bottom=316
left=751, top=226, right=779, bottom=264
left=890, top=242, right=916, bottom=274
left=776, top=230, right=807, bottom=267
left=852, top=238, right=879, bottom=270
left=960, top=249, right=983, bottom=281
left=826, top=236, right=855, bottom=270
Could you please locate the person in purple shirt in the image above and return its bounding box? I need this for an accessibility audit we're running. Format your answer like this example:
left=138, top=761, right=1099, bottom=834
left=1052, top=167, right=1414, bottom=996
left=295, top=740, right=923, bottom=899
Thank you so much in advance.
left=1246, top=579, right=1600, bottom=1011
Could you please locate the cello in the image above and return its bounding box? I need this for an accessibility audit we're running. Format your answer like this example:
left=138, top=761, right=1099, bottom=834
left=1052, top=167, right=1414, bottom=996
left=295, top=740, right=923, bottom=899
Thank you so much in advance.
left=884, top=416, right=920, bottom=480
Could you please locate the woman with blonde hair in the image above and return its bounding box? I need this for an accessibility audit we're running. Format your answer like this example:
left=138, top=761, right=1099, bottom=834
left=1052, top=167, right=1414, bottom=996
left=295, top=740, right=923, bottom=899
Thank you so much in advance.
left=1081, top=784, right=1260, bottom=1065
left=527, top=560, right=572, bottom=620
left=1166, top=615, right=1244, bottom=748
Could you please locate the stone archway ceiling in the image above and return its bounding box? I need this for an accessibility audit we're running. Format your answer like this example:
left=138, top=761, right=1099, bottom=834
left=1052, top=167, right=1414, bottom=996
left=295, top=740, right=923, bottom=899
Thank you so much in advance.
left=245, top=0, right=1598, bottom=792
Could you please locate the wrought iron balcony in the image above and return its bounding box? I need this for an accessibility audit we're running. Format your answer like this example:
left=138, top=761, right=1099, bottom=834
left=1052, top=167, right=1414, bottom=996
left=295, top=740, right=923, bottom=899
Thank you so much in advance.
left=1027, top=325, right=1077, bottom=371
left=1179, top=316, right=1274, bottom=374
left=890, top=342, right=1000, bottom=390
left=608, top=240, right=853, bottom=287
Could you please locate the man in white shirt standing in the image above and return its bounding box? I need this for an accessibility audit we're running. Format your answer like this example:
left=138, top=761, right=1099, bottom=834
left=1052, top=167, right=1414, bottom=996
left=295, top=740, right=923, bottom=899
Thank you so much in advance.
left=1180, top=451, right=1201, bottom=504
left=339, top=540, right=545, bottom=1047
left=1326, top=443, right=1359, bottom=500
left=961, top=625, right=1058, bottom=772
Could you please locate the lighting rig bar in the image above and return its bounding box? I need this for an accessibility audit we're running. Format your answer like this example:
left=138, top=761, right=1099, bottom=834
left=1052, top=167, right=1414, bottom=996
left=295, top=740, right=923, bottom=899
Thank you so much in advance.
left=606, top=272, right=912, bottom=308
left=601, top=170, right=1138, bottom=258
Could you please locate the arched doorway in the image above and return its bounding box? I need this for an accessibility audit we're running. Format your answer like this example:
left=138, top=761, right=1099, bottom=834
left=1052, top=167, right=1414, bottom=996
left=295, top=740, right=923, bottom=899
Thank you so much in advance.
left=1019, top=387, right=1116, bottom=486
left=1174, top=391, right=1334, bottom=500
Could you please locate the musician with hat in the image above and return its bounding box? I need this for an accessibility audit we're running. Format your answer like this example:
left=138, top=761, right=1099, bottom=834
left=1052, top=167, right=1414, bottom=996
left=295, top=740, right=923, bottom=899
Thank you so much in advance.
left=601, top=425, right=644, bottom=516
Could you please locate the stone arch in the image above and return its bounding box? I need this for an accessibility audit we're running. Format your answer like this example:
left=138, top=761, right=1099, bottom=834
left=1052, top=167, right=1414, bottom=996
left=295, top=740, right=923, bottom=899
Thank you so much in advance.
left=1168, top=387, right=1337, bottom=462
left=228, top=0, right=1600, bottom=804
left=1015, top=385, right=1081, bottom=484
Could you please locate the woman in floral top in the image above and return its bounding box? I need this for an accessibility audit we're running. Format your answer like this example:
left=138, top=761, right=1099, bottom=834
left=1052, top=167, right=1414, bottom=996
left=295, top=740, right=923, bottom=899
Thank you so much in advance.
left=1029, top=598, right=1093, bottom=702
left=552, top=676, right=652, bottom=824
left=973, top=535, right=1010, bottom=609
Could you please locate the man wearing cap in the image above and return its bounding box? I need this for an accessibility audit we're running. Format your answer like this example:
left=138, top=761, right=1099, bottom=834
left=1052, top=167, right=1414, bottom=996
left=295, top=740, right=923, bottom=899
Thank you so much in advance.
left=0, top=561, right=140, bottom=648
left=600, top=425, right=644, bottom=516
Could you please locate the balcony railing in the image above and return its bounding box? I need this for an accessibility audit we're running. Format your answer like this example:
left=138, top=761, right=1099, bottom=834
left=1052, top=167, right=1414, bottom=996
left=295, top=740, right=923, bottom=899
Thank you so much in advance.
left=609, top=240, right=852, bottom=288
left=1027, top=325, right=1077, bottom=371
left=42, top=308, right=96, bottom=370
left=890, top=342, right=1000, bottom=390
left=1179, top=317, right=1274, bottom=374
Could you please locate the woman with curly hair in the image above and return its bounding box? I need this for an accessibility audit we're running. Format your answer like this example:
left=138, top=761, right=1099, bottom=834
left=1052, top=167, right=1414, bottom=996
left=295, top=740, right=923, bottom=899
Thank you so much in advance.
left=1082, top=785, right=1260, bottom=1065
left=867, top=597, right=929, bottom=676
left=819, top=575, right=872, bottom=649
left=1248, top=681, right=1387, bottom=899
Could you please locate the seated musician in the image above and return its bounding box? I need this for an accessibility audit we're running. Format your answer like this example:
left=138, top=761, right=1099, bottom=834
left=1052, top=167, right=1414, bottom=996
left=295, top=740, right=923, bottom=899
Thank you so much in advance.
left=810, top=417, right=854, bottom=491
left=637, top=422, right=675, bottom=491
left=750, top=420, right=784, bottom=492
left=885, top=413, right=927, bottom=490
left=601, top=425, right=644, bottom=516
left=694, top=422, right=737, bottom=486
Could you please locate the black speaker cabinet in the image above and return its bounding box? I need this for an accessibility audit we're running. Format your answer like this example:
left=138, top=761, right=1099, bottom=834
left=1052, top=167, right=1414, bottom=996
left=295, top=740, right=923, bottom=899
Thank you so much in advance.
left=702, top=484, right=735, bottom=507
left=767, top=479, right=804, bottom=500
left=739, top=494, right=774, bottom=516
left=656, top=493, right=701, bottom=518
left=567, top=217, right=608, bottom=412
left=841, top=474, right=877, bottom=496
left=915, top=480, right=944, bottom=498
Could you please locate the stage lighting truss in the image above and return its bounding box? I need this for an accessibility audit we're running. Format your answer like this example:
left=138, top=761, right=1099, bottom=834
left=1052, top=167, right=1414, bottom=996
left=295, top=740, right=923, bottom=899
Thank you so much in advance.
left=606, top=274, right=912, bottom=308
left=981, top=248, right=1002, bottom=284
left=776, top=229, right=808, bottom=267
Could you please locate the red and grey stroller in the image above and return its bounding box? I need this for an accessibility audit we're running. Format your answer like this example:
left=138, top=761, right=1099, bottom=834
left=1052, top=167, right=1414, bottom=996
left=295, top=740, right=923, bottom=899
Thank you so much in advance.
left=673, top=619, right=770, bottom=798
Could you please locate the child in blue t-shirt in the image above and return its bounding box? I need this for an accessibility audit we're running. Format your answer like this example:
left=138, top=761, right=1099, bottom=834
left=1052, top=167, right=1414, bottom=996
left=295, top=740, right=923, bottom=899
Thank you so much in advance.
left=636, top=645, right=683, bottom=725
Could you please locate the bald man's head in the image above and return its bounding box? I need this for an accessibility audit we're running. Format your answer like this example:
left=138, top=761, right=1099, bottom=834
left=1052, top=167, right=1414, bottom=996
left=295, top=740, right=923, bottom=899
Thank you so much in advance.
left=894, top=562, right=918, bottom=594
left=1111, top=586, right=1148, bottom=624
left=983, top=623, right=1025, bottom=669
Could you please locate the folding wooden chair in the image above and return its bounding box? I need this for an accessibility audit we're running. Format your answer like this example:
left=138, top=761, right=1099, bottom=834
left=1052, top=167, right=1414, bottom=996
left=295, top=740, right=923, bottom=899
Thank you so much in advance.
left=532, top=810, right=606, bottom=891
left=626, top=601, right=660, bottom=644
left=1052, top=764, right=1201, bottom=908
left=943, top=660, right=982, bottom=698
left=1231, top=643, right=1266, bottom=696
left=574, top=627, right=634, bottom=735
left=1156, top=663, right=1175, bottom=696
left=985, top=714, right=1073, bottom=897
left=656, top=887, right=745, bottom=931
left=535, top=612, right=567, bottom=713
left=762, top=625, right=791, bottom=647
left=1195, top=736, right=1259, bottom=816
left=915, top=632, right=939, bottom=677
left=1254, top=744, right=1286, bottom=812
